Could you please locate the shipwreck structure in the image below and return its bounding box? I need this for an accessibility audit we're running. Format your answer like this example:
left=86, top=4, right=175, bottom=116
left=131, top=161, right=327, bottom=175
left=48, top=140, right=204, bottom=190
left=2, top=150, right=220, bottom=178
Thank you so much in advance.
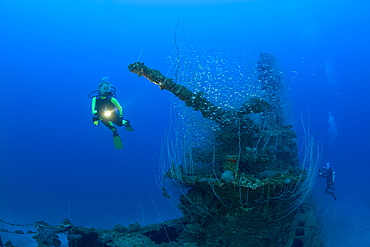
left=127, top=53, right=322, bottom=247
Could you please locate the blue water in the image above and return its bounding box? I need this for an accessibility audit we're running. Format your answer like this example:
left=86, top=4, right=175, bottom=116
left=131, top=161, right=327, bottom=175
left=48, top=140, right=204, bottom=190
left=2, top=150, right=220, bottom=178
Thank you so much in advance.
left=0, top=0, right=369, bottom=246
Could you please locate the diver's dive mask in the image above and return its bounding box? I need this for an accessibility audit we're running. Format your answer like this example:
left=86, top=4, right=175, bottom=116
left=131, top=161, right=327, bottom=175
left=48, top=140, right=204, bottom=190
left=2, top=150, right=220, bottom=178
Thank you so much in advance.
left=99, top=83, right=112, bottom=95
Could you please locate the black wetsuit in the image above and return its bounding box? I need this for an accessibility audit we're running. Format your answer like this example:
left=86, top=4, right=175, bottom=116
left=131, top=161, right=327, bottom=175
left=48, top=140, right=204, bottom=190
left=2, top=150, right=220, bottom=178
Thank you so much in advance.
left=319, top=167, right=337, bottom=200
left=95, top=96, right=123, bottom=130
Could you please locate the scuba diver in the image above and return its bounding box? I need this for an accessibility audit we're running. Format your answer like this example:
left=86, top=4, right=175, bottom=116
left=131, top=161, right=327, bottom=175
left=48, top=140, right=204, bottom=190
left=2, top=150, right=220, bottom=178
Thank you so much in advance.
left=318, top=162, right=337, bottom=200
left=89, top=77, right=134, bottom=149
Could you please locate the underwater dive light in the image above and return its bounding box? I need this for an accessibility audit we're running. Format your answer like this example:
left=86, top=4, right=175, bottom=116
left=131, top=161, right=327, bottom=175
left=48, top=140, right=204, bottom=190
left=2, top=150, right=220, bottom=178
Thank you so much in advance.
left=104, top=110, right=112, bottom=117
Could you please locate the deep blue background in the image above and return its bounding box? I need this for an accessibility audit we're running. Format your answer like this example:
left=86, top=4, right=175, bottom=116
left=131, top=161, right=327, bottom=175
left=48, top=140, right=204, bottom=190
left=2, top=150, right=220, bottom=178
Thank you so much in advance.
left=0, top=0, right=369, bottom=246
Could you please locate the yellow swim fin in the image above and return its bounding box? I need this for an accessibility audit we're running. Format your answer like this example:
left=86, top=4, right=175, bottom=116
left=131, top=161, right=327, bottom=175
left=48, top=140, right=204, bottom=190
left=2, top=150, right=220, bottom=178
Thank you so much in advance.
left=113, top=132, right=123, bottom=149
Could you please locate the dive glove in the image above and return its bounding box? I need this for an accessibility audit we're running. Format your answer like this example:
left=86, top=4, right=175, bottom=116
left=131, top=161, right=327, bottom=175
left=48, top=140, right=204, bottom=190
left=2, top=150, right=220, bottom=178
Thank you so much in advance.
left=92, top=115, right=99, bottom=126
